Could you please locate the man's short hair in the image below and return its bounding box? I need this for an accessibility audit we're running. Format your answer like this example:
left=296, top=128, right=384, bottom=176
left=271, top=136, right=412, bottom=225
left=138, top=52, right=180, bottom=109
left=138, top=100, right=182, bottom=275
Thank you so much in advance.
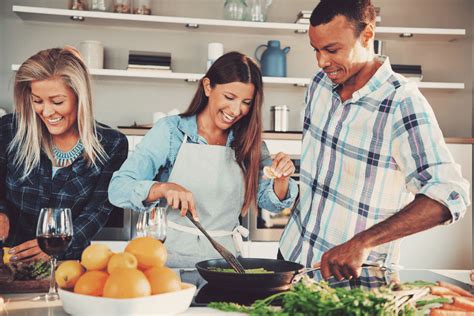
left=310, top=0, right=376, bottom=37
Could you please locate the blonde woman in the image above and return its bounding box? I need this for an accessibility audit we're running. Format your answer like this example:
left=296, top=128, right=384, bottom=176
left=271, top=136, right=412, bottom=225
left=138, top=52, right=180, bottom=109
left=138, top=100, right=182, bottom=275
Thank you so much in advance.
left=0, top=47, right=128, bottom=260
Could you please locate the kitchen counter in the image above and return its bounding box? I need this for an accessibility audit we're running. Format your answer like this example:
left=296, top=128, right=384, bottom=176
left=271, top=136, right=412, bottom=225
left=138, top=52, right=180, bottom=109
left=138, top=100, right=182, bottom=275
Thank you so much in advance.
left=119, top=127, right=474, bottom=144
left=2, top=269, right=471, bottom=315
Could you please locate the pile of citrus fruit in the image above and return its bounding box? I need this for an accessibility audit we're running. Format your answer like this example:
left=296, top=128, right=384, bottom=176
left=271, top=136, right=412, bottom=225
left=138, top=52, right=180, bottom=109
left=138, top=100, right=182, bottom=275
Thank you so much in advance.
left=55, top=237, right=181, bottom=298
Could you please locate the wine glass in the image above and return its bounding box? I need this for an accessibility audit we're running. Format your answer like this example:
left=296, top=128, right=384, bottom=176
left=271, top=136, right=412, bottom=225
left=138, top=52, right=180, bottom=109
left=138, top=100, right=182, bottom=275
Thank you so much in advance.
left=36, top=208, right=73, bottom=301
left=136, top=206, right=167, bottom=242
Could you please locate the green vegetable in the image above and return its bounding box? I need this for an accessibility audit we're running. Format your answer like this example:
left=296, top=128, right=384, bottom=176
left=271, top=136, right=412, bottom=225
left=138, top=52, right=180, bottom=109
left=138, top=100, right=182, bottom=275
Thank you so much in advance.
left=207, top=267, right=274, bottom=274
left=416, top=297, right=451, bottom=307
left=209, top=277, right=416, bottom=315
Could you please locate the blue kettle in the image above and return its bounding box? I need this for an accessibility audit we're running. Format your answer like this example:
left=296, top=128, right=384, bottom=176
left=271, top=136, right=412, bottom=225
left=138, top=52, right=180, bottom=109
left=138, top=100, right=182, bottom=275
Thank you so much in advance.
left=255, top=40, right=290, bottom=77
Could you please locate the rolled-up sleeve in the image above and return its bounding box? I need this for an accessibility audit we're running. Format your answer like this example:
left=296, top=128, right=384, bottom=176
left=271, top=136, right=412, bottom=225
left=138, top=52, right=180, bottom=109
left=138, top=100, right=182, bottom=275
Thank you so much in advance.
left=392, top=85, right=470, bottom=224
left=257, top=142, right=298, bottom=212
left=108, top=119, right=171, bottom=211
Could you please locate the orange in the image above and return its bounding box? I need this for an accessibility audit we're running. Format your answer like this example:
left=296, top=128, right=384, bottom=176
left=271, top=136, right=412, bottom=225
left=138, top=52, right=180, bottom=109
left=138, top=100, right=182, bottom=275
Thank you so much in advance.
left=73, top=270, right=109, bottom=296
left=55, top=260, right=85, bottom=289
left=103, top=268, right=151, bottom=299
left=125, top=237, right=167, bottom=270
left=144, top=266, right=181, bottom=294
left=107, top=252, right=138, bottom=274
left=81, top=244, right=113, bottom=271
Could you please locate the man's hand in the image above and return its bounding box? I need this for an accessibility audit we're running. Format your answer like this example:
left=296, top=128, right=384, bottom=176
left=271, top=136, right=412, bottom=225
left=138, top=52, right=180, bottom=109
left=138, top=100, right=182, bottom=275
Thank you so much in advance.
left=314, top=238, right=371, bottom=281
left=8, top=239, right=49, bottom=262
left=0, top=213, right=9, bottom=241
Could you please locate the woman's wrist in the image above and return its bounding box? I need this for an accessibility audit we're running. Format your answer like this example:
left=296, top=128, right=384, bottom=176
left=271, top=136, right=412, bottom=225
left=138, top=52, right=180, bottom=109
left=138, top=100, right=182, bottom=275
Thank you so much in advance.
left=146, top=182, right=167, bottom=202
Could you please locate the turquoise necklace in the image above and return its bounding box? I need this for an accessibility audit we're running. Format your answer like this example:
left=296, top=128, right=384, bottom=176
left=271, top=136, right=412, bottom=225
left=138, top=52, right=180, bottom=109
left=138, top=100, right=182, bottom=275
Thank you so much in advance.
left=52, top=139, right=84, bottom=167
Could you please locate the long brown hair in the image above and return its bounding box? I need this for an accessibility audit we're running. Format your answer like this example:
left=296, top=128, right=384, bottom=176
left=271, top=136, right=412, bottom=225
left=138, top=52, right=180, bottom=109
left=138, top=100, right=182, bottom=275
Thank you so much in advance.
left=181, top=51, right=263, bottom=216
left=11, top=47, right=107, bottom=179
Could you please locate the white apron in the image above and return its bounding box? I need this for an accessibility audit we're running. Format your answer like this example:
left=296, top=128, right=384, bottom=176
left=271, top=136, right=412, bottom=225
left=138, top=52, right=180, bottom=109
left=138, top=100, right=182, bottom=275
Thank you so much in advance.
left=165, top=135, right=248, bottom=268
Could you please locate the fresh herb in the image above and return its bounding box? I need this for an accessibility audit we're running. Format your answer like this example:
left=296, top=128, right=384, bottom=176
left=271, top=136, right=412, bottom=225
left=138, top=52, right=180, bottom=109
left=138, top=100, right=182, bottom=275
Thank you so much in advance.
left=209, top=277, right=415, bottom=315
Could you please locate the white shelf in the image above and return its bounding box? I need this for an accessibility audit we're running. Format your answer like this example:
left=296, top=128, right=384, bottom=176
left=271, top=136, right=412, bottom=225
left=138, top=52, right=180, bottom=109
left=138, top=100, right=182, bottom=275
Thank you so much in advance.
left=11, top=65, right=464, bottom=90
left=13, top=5, right=466, bottom=40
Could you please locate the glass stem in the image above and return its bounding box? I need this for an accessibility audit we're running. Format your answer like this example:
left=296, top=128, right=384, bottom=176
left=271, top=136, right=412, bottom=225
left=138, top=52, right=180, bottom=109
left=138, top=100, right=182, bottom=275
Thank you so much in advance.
left=48, top=257, right=57, bottom=295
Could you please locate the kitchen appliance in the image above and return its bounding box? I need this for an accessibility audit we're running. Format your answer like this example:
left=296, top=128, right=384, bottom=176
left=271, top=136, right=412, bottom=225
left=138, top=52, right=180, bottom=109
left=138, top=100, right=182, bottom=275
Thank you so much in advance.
left=255, top=40, right=290, bottom=77
left=270, top=105, right=289, bottom=132
left=93, top=208, right=132, bottom=241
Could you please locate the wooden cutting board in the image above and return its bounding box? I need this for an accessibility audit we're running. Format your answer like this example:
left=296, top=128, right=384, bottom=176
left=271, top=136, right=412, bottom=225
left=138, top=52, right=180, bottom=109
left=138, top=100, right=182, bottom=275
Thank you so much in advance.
left=0, top=279, right=49, bottom=294
left=0, top=264, right=49, bottom=294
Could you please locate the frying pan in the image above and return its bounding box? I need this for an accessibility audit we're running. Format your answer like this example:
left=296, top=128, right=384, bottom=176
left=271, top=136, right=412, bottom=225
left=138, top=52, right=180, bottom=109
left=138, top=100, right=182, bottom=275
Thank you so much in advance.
left=196, top=258, right=317, bottom=291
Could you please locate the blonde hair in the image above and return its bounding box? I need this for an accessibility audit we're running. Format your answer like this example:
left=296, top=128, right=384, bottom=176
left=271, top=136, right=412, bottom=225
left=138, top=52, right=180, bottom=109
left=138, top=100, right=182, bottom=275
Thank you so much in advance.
left=10, top=47, right=107, bottom=179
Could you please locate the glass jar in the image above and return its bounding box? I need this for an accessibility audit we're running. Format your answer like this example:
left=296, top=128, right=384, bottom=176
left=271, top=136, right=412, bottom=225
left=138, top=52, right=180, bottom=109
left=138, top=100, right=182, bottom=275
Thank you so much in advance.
left=133, top=0, right=152, bottom=15
left=113, top=0, right=131, bottom=13
left=69, top=0, right=88, bottom=10
left=89, top=0, right=111, bottom=11
left=223, top=0, right=247, bottom=21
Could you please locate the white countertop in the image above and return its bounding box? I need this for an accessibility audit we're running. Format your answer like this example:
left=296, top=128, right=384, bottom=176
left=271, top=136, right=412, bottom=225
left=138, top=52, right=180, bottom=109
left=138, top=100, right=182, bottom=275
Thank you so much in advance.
left=0, top=295, right=240, bottom=315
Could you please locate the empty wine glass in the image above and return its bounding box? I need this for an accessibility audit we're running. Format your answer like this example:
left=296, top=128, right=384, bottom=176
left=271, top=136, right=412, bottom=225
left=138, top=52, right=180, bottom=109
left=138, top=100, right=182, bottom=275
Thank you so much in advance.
left=36, top=208, right=73, bottom=301
left=136, top=206, right=167, bottom=242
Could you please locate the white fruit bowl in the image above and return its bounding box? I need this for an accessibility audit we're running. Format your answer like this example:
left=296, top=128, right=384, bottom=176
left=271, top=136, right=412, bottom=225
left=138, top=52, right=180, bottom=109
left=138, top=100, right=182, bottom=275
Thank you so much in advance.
left=58, top=282, right=196, bottom=315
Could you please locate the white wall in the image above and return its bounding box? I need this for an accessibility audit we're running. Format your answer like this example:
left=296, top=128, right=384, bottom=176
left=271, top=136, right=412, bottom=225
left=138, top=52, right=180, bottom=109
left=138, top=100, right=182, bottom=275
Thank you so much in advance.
left=0, top=0, right=472, bottom=136
left=400, top=144, right=472, bottom=269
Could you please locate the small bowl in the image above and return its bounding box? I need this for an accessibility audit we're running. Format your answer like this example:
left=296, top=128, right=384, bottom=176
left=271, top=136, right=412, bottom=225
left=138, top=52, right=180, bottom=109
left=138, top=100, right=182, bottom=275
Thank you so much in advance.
left=59, top=282, right=196, bottom=315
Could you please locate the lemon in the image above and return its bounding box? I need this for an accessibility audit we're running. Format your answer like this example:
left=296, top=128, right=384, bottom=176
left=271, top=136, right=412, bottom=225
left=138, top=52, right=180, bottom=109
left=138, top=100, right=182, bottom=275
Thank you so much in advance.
left=3, top=247, right=12, bottom=264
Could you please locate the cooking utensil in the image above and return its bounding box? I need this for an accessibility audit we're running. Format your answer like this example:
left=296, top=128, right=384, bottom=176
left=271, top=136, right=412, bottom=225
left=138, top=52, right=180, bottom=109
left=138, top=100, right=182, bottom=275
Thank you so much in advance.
left=185, top=212, right=245, bottom=274
left=196, top=258, right=397, bottom=290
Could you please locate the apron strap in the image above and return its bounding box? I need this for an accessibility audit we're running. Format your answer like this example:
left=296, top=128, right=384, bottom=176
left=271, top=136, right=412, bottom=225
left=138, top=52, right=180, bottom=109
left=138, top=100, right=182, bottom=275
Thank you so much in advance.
left=168, top=221, right=249, bottom=257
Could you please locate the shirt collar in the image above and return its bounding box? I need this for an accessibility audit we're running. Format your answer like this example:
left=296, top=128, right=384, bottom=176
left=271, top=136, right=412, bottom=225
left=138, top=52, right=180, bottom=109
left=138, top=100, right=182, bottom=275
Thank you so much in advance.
left=176, top=114, right=235, bottom=146
left=326, top=55, right=393, bottom=101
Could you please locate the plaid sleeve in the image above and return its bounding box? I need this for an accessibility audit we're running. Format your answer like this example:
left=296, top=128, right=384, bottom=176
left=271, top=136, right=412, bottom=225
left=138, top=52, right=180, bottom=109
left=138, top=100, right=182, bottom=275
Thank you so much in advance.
left=64, top=134, right=128, bottom=259
left=391, top=84, right=470, bottom=224
left=0, top=116, right=11, bottom=219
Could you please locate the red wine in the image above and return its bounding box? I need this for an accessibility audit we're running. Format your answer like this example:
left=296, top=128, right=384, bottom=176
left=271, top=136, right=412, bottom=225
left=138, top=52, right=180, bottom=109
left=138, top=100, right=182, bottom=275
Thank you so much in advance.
left=37, top=234, right=72, bottom=257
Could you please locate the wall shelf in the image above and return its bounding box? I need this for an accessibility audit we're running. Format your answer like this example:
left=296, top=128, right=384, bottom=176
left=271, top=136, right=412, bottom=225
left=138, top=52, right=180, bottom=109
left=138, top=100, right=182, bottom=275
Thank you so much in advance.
left=10, top=64, right=465, bottom=90
left=13, top=5, right=466, bottom=41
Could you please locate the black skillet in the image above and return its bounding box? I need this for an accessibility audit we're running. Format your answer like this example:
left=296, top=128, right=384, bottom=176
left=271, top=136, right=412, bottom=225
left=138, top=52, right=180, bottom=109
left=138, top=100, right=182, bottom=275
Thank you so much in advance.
left=195, top=258, right=317, bottom=291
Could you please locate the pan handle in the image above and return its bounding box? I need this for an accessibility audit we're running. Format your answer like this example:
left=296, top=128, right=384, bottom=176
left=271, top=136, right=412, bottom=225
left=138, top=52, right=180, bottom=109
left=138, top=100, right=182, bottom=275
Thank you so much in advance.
left=291, top=267, right=320, bottom=284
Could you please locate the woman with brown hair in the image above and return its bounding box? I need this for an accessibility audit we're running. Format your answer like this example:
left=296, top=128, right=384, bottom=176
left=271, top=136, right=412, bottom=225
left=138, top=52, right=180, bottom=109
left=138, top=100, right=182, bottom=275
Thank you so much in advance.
left=109, top=51, right=298, bottom=268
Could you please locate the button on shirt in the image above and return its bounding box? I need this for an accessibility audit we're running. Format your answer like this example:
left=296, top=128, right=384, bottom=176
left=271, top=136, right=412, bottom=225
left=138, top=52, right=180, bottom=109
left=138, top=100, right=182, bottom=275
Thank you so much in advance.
left=280, top=56, right=470, bottom=268
left=109, top=114, right=298, bottom=212
left=0, top=114, right=129, bottom=259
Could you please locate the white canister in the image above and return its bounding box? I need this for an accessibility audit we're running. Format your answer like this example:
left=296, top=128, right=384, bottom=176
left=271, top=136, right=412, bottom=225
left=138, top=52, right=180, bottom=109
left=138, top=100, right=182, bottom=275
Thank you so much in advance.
left=207, top=43, right=224, bottom=70
left=79, top=40, right=104, bottom=69
left=270, top=105, right=289, bottom=132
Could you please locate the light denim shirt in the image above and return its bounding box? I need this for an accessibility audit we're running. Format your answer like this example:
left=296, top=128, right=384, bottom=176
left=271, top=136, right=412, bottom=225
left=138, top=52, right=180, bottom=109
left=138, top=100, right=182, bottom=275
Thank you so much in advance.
left=109, top=114, right=298, bottom=212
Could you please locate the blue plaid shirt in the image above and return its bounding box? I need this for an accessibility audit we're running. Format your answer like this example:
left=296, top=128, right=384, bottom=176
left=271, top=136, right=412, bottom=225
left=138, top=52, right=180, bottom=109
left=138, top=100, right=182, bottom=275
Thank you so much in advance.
left=280, top=56, right=470, bottom=268
left=0, top=114, right=128, bottom=259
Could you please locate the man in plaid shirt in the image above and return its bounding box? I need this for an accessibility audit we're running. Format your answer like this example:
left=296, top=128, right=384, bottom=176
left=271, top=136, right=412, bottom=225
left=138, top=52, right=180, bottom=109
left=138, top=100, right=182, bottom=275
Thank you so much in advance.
left=279, top=0, right=470, bottom=281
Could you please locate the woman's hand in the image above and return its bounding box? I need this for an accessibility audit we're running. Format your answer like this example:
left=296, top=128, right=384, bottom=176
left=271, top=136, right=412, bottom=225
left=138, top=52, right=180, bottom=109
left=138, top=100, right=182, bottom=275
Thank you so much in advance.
left=0, top=213, right=9, bottom=241
left=268, top=152, right=295, bottom=179
left=8, top=239, right=49, bottom=262
left=148, top=182, right=199, bottom=220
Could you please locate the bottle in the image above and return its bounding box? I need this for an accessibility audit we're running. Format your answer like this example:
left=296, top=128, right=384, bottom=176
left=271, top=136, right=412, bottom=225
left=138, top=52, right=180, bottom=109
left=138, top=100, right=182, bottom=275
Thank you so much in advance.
left=69, top=0, right=88, bottom=10
left=223, top=0, right=247, bottom=21
left=89, top=0, right=110, bottom=11
left=133, top=0, right=152, bottom=15
left=113, top=0, right=131, bottom=13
